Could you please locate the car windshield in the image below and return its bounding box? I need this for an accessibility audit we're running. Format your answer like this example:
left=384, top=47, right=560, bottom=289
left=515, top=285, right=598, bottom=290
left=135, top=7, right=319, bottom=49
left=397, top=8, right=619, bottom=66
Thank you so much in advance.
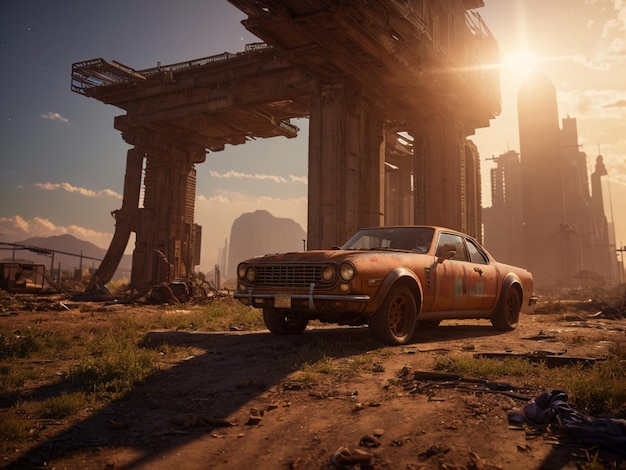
left=341, top=227, right=435, bottom=253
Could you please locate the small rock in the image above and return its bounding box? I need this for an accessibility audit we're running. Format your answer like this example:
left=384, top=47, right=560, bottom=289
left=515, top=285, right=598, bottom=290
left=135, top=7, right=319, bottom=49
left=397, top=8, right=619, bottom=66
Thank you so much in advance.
left=246, top=408, right=264, bottom=425
left=330, top=446, right=373, bottom=467
left=359, top=434, right=381, bottom=448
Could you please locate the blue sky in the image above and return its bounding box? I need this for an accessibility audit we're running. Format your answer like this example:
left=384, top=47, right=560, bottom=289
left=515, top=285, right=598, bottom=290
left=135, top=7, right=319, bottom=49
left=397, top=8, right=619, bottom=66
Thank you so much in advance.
left=1, top=1, right=625, bottom=273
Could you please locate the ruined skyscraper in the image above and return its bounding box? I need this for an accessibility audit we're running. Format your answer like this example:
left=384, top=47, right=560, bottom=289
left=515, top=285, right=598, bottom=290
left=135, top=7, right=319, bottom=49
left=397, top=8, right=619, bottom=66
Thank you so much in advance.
left=485, top=72, right=618, bottom=288
left=482, top=150, right=523, bottom=268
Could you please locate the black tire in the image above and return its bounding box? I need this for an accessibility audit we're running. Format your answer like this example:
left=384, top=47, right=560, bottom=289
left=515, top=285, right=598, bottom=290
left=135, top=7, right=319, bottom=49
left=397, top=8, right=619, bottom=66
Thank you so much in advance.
left=368, top=283, right=417, bottom=345
left=491, top=287, right=521, bottom=330
left=263, top=308, right=309, bottom=335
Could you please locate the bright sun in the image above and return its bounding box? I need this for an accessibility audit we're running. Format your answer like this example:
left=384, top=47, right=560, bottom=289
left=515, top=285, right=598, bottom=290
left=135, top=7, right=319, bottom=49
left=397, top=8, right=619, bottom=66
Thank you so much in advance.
left=507, top=49, right=538, bottom=75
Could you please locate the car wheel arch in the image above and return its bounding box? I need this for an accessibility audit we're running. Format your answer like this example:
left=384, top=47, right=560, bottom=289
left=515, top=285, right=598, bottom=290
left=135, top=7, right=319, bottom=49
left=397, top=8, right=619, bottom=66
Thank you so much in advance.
left=370, top=267, right=423, bottom=315
left=497, top=273, right=524, bottom=309
left=491, top=273, right=524, bottom=330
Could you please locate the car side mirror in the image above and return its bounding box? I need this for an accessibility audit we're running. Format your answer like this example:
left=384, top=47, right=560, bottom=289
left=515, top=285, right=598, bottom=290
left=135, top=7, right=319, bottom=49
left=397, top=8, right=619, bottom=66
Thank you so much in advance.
left=436, top=250, right=456, bottom=264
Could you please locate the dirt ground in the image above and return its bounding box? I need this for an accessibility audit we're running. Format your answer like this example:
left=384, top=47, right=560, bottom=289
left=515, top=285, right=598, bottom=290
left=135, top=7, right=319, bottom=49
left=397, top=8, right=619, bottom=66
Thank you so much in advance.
left=1, top=297, right=625, bottom=470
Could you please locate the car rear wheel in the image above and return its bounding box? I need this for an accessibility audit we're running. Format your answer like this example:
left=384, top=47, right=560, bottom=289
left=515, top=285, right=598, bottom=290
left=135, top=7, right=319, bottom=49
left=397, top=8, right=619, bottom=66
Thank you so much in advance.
left=368, top=283, right=417, bottom=345
left=263, top=308, right=309, bottom=335
left=491, top=287, right=520, bottom=330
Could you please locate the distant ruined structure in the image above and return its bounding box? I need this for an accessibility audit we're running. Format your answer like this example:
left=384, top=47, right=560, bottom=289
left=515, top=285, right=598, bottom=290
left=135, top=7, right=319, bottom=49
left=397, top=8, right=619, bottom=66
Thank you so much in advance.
left=227, top=210, right=306, bottom=279
left=484, top=73, right=618, bottom=288
left=71, top=1, right=500, bottom=290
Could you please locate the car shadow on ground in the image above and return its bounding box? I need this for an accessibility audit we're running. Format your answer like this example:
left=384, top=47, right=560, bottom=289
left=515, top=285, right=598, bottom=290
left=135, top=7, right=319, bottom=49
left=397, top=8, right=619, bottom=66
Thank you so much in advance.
left=3, top=323, right=522, bottom=469
left=412, top=323, right=505, bottom=343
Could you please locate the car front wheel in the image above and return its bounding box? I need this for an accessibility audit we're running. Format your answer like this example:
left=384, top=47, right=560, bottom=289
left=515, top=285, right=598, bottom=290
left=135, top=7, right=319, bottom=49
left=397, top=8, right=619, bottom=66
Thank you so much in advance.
left=263, top=308, right=309, bottom=335
left=368, top=283, right=417, bottom=345
left=491, top=287, right=521, bottom=330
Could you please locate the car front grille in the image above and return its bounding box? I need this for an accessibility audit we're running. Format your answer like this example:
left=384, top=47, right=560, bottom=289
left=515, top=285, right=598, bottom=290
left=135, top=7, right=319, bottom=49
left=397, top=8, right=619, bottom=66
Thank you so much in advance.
left=254, top=265, right=332, bottom=288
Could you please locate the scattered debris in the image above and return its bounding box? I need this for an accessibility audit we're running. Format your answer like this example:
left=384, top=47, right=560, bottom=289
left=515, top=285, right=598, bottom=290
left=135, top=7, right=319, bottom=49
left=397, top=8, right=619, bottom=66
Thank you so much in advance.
left=418, top=444, right=450, bottom=460
left=522, top=390, right=626, bottom=456
left=330, top=446, right=373, bottom=468
left=172, top=415, right=237, bottom=428
left=359, top=434, right=381, bottom=448
left=406, top=370, right=532, bottom=401
left=522, top=330, right=557, bottom=341
left=245, top=408, right=264, bottom=425
left=592, top=306, right=623, bottom=320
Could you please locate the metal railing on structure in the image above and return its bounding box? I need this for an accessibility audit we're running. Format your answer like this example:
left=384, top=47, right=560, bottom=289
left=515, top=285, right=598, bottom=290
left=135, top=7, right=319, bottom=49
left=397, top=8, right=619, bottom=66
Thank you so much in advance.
left=71, top=43, right=271, bottom=94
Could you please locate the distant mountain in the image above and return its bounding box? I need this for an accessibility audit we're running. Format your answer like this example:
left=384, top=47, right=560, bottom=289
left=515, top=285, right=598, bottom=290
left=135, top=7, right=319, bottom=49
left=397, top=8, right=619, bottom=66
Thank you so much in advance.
left=227, top=210, right=306, bottom=279
left=1, top=234, right=132, bottom=280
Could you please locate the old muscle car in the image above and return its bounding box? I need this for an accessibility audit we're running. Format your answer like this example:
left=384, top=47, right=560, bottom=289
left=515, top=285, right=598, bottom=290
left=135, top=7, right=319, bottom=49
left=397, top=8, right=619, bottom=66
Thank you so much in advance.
left=234, top=226, right=537, bottom=345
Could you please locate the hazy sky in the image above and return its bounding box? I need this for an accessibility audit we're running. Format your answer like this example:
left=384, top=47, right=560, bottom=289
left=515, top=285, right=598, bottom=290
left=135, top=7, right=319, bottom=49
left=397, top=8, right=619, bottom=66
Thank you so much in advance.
left=1, top=0, right=625, bottom=273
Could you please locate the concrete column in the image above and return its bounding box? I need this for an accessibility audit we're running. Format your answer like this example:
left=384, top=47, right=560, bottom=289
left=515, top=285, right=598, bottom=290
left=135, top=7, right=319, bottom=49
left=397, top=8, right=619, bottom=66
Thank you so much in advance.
left=307, top=83, right=384, bottom=249
left=88, top=147, right=143, bottom=290
left=411, top=116, right=474, bottom=235
left=132, top=140, right=205, bottom=289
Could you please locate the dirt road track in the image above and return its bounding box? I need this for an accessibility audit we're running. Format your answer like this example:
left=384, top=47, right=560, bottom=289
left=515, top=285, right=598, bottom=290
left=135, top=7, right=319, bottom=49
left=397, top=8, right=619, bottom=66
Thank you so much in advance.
left=2, top=307, right=625, bottom=470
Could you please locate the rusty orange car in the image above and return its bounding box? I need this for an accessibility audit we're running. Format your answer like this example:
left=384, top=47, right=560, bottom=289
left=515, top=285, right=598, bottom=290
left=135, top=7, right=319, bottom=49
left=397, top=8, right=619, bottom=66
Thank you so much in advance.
left=234, top=226, right=537, bottom=345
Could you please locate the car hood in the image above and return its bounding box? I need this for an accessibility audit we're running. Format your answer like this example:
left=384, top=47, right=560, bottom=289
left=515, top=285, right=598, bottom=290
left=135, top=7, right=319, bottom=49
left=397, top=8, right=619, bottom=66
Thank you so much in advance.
left=242, top=249, right=432, bottom=264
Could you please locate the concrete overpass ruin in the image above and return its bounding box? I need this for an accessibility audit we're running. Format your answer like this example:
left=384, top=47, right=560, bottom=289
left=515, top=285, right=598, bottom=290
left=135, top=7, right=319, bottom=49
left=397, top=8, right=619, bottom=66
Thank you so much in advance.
left=71, top=0, right=500, bottom=290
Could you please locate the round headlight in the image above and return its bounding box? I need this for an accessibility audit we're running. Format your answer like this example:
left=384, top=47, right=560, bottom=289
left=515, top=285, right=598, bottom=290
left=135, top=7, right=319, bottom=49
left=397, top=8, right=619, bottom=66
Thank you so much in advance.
left=339, top=262, right=355, bottom=281
left=245, top=266, right=257, bottom=282
left=237, top=263, right=247, bottom=279
left=321, top=265, right=335, bottom=282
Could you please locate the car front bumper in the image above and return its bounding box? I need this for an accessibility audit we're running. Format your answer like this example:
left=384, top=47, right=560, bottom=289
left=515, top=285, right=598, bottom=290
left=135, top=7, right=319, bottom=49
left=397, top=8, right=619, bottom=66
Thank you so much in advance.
left=234, top=288, right=370, bottom=311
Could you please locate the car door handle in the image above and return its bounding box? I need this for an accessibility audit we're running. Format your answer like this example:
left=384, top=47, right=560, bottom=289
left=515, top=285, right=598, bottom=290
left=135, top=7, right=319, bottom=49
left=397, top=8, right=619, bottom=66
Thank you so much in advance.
left=474, top=267, right=483, bottom=275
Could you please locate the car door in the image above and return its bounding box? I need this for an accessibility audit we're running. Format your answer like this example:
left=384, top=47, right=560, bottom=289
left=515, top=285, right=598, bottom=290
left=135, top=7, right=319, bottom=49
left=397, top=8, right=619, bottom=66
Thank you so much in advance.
left=464, top=237, right=498, bottom=311
left=431, top=233, right=467, bottom=311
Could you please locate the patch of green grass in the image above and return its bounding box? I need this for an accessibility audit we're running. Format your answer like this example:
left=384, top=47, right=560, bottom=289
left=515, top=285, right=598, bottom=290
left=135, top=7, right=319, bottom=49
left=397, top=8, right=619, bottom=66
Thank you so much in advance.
left=575, top=448, right=626, bottom=470
left=0, top=412, right=32, bottom=442
left=38, top=391, right=92, bottom=419
left=0, top=328, right=44, bottom=359
left=70, top=342, right=158, bottom=400
left=539, top=345, right=626, bottom=416
left=0, top=328, right=77, bottom=360
left=434, top=354, right=541, bottom=377
left=346, top=354, right=374, bottom=374
left=154, top=302, right=265, bottom=332
left=0, top=363, right=39, bottom=391
left=278, top=333, right=383, bottom=381
left=433, top=344, right=626, bottom=417
left=301, top=356, right=337, bottom=375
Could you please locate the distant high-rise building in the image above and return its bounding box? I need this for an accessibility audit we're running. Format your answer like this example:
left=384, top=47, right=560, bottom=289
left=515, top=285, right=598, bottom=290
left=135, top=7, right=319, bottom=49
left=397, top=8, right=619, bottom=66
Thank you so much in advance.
left=484, top=72, right=617, bottom=288
left=483, top=150, right=523, bottom=267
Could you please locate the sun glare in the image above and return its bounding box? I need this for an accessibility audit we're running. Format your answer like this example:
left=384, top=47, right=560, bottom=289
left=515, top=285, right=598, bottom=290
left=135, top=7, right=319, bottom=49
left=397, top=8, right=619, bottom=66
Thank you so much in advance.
left=507, top=49, right=538, bottom=75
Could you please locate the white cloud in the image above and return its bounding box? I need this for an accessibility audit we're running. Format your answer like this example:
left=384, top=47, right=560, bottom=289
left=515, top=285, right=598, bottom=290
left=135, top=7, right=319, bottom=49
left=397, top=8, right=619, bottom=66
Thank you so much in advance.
left=557, top=88, right=626, bottom=119
left=209, top=170, right=307, bottom=184
left=289, top=175, right=308, bottom=184
left=35, top=182, right=122, bottom=200
left=40, top=112, right=69, bottom=123
left=0, top=215, right=113, bottom=249
left=197, top=194, right=230, bottom=203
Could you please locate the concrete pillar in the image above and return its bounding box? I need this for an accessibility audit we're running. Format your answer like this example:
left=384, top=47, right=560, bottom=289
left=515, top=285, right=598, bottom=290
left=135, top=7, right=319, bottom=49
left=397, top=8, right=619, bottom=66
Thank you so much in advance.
left=307, top=83, right=384, bottom=249
left=88, top=147, right=143, bottom=290
left=384, top=130, right=414, bottom=226
left=132, top=141, right=205, bottom=289
left=410, top=116, right=480, bottom=238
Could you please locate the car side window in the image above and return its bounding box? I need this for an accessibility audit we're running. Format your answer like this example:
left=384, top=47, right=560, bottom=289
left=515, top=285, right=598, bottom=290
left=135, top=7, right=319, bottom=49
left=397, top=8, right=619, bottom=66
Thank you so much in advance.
left=466, top=239, right=488, bottom=265
left=435, top=233, right=467, bottom=261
